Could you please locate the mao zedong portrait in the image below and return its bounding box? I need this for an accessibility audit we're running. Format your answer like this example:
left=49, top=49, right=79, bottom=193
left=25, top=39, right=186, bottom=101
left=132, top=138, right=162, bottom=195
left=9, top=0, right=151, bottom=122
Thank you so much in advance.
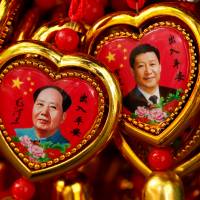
left=15, top=85, right=72, bottom=145
left=123, top=44, right=176, bottom=113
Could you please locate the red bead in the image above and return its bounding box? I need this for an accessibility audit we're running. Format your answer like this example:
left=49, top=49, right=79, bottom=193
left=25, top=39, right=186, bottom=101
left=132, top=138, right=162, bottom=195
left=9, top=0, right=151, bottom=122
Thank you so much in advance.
left=55, top=28, right=79, bottom=53
left=148, top=147, right=173, bottom=171
left=82, top=0, right=104, bottom=25
left=126, top=0, right=145, bottom=10
left=35, top=0, right=57, bottom=11
left=11, top=177, right=35, bottom=200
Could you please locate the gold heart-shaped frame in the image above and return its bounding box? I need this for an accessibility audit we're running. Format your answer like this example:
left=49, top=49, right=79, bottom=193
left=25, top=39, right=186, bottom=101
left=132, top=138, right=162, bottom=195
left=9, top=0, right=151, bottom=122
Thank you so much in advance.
left=0, top=41, right=121, bottom=180
left=85, top=4, right=200, bottom=145
left=85, top=4, right=200, bottom=176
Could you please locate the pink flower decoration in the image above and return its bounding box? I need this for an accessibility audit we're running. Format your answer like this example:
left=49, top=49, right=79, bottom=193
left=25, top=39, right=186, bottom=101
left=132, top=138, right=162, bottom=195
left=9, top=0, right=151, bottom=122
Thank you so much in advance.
left=148, top=108, right=167, bottom=122
left=28, top=156, right=37, bottom=162
left=135, top=106, right=149, bottom=117
left=20, top=135, right=32, bottom=147
left=28, top=144, right=45, bottom=159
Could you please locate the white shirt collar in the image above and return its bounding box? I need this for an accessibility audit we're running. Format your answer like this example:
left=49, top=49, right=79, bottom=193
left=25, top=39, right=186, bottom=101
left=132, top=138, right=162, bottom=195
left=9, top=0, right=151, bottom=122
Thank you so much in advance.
left=138, top=86, right=160, bottom=104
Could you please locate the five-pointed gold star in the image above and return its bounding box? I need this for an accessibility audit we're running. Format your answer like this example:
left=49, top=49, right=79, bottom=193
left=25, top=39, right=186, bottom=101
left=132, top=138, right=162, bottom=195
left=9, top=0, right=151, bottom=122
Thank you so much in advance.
left=106, top=52, right=115, bottom=62
left=12, top=77, right=24, bottom=89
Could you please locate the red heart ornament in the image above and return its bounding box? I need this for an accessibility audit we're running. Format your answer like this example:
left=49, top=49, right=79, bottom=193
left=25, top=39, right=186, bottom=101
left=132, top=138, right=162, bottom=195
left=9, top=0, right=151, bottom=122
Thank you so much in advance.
left=0, top=41, right=121, bottom=180
left=85, top=4, right=200, bottom=176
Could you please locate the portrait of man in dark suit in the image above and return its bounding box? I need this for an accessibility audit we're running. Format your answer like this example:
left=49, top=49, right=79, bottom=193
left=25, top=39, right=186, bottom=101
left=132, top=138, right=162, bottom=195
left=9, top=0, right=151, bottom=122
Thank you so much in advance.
left=123, top=44, right=176, bottom=113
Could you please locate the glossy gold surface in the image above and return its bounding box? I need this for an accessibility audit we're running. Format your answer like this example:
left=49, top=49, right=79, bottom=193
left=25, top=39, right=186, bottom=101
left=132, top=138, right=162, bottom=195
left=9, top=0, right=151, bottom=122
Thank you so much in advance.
left=0, top=0, right=22, bottom=48
left=86, top=4, right=200, bottom=181
left=174, top=152, right=200, bottom=177
left=142, top=172, right=184, bottom=200
left=54, top=180, right=91, bottom=200
left=62, top=182, right=88, bottom=200
left=0, top=41, right=122, bottom=180
left=32, top=21, right=85, bottom=43
left=0, top=0, right=7, bottom=22
left=54, top=179, right=92, bottom=200
left=86, top=5, right=200, bottom=54
left=85, top=4, right=200, bottom=146
left=116, top=131, right=152, bottom=177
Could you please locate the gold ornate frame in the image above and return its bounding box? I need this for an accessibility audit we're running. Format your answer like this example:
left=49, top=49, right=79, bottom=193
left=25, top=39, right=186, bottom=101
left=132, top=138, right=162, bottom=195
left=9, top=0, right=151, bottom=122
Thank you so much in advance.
left=85, top=4, right=200, bottom=177
left=0, top=41, right=122, bottom=180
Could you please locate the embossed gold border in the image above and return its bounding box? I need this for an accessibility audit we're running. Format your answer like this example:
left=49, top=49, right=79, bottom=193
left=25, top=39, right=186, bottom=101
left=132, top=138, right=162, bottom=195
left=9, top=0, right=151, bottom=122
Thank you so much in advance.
left=85, top=5, right=200, bottom=147
left=116, top=126, right=200, bottom=178
left=0, top=58, right=105, bottom=170
left=93, top=21, right=197, bottom=136
left=0, top=0, right=22, bottom=49
left=174, top=124, right=200, bottom=162
left=0, top=41, right=122, bottom=180
left=85, top=5, right=200, bottom=178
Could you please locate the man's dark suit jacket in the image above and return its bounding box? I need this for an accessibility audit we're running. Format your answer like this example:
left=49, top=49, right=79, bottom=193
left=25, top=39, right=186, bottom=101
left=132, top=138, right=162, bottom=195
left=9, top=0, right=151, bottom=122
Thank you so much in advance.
left=123, top=86, right=177, bottom=113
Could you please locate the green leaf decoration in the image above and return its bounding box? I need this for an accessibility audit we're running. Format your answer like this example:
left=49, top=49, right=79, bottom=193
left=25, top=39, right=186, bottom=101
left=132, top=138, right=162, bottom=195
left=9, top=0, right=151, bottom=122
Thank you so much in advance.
left=148, top=120, right=158, bottom=125
left=26, top=152, right=32, bottom=157
left=131, top=112, right=137, bottom=118
left=12, top=136, right=20, bottom=142
left=38, top=156, right=50, bottom=162
left=129, top=89, right=184, bottom=125
left=40, top=141, right=54, bottom=149
left=51, top=143, right=65, bottom=152
left=49, top=143, right=70, bottom=153
left=156, top=97, right=165, bottom=108
left=62, top=143, right=70, bottom=153
left=166, top=89, right=183, bottom=103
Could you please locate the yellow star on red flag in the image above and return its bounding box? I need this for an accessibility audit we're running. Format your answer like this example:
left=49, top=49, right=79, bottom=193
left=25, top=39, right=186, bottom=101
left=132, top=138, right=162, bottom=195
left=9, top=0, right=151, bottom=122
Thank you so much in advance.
left=106, top=52, right=115, bottom=62
left=12, top=77, right=24, bottom=89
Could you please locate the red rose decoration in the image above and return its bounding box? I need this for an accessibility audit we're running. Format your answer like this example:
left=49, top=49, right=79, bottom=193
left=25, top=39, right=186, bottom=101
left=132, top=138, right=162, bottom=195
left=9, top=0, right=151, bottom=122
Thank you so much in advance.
left=16, top=143, right=28, bottom=154
left=44, top=148, right=61, bottom=159
left=163, top=99, right=179, bottom=113
left=137, top=117, right=149, bottom=123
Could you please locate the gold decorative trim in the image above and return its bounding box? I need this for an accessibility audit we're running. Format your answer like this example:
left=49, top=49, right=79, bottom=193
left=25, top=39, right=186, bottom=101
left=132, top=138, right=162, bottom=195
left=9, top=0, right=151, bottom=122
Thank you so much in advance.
left=115, top=131, right=152, bottom=177
left=85, top=5, right=200, bottom=178
left=174, top=124, right=200, bottom=162
left=94, top=21, right=197, bottom=135
left=0, top=0, right=21, bottom=49
left=0, top=41, right=121, bottom=180
left=0, top=58, right=105, bottom=170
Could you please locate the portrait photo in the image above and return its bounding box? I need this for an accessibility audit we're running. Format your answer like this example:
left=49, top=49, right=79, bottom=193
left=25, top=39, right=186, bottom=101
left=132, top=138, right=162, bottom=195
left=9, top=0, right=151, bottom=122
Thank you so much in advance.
left=0, top=67, right=101, bottom=162
left=123, top=43, right=182, bottom=124
left=95, top=25, right=191, bottom=125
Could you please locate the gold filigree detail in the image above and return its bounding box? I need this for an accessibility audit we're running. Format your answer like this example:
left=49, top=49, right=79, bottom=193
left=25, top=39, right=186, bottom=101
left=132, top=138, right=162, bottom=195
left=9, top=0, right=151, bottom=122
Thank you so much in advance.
left=0, top=2, right=21, bottom=49
left=174, top=125, right=200, bottom=161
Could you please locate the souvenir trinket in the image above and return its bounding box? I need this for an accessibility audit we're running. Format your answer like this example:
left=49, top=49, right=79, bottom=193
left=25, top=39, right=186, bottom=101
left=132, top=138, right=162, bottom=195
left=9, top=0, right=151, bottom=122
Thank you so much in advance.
left=85, top=4, right=200, bottom=199
left=0, top=41, right=121, bottom=180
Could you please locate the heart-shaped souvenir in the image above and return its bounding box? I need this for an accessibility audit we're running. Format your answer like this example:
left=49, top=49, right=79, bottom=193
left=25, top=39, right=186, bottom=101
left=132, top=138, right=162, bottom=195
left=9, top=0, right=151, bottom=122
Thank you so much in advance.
left=0, top=41, right=121, bottom=180
left=85, top=4, right=200, bottom=175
